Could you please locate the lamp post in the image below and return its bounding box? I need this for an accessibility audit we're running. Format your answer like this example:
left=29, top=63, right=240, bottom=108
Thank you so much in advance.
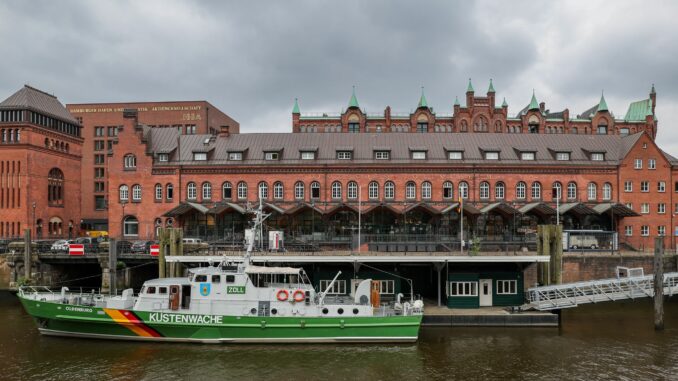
left=31, top=202, right=36, bottom=238
left=121, top=200, right=128, bottom=238
left=311, top=200, right=315, bottom=244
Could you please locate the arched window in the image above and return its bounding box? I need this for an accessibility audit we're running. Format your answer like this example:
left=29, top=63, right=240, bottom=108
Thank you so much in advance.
left=237, top=181, right=248, bottom=199
left=48, top=168, right=64, bottom=206
left=347, top=181, right=358, bottom=199
left=123, top=216, right=139, bottom=236
left=459, top=181, right=469, bottom=199
left=567, top=182, right=577, bottom=200
left=369, top=181, right=379, bottom=199
left=203, top=182, right=212, bottom=200
left=155, top=184, right=162, bottom=200
left=258, top=182, right=268, bottom=199
left=166, top=183, right=174, bottom=200
left=421, top=182, right=432, bottom=199
left=384, top=181, right=395, bottom=199
left=331, top=181, right=342, bottom=199
left=587, top=182, right=597, bottom=201
left=124, top=154, right=136, bottom=169
left=187, top=182, right=197, bottom=200
left=479, top=181, right=490, bottom=199
left=552, top=182, right=562, bottom=200
left=294, top=181, right=305, bottom=200
left=119, top=185, right=129, bottom=202
left=443, top=181, right=454, bottom=199
left=531, top=182, right=542, bottom=199
left=132, top=184, right=142, bottom=201
left=273, top=182, right=283, bottom=200
left=222, top=182, right=232, bottom=200
left=602, top=183, right=612, bottom=200
left=310, top=181, right=320, bottom=199
left=495, top=182, right=505, bottom=199
left=516, top=182, right=526, bottom=199
left=406, top=181, right=416, bottom=199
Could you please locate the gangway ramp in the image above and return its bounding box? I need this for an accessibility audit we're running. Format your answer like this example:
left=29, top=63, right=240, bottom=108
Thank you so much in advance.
left=526, top=271, right=678, bottom=311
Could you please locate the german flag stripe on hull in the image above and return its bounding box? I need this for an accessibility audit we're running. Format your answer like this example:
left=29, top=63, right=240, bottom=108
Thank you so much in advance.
left=103, top=309, right=163, bottom=338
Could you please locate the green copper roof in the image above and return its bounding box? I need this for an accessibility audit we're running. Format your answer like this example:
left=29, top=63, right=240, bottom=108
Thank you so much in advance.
left=502, top=97, right=508, bottom=107
left=488, top=79, right=495, bottom=93
left=454, top=96, right=460, bottom=106
left=597, top=92, right=608, bottom=112
left=467, top=78, right=474, bottom=92
left=528, top=90, right=539, bottom=111
left=418, top=87, right=428, bottom=108
left=292, top=98, right=300, bottom=114
left=624, top=98, right=653, bottom=121
left=348, top=86, right=359, bottom=108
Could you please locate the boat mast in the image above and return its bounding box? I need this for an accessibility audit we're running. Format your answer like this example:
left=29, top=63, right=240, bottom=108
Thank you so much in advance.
left=243, top=191, right=270, bottom=267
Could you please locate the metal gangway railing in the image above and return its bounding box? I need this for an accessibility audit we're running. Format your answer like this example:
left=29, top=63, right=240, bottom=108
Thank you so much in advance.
left=526, top=269, right=678, bottom=311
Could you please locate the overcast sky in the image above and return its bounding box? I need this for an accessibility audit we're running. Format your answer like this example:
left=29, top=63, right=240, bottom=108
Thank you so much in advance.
left=2, top=1, right=678, bottom=152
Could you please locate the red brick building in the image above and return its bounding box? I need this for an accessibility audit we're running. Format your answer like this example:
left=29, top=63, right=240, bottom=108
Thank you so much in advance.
left=66, top=101, right=239, bottom=231
left=0, top=86, right=83, bottom=239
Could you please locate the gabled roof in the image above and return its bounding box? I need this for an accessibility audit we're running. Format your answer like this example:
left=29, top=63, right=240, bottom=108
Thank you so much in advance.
left=578, top=104, right=599, bottom=119
left=0, top=85, right=79, bottom=124
left=624, top=98, right=653, bottom=121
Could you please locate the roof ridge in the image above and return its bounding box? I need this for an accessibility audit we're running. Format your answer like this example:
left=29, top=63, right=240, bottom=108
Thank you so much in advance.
left=23, top=84, right=57, bottom=99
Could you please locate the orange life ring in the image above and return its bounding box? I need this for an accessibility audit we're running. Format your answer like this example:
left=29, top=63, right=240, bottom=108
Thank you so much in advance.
left=292, top=289, right=305, bottom=303
left=276, top=289, right=289, bottom=302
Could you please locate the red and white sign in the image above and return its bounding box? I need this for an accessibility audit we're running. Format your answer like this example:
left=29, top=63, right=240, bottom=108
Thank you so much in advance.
left=150, top=244, right=160, bottom=256
left=69, top=244, right=85, bottom=256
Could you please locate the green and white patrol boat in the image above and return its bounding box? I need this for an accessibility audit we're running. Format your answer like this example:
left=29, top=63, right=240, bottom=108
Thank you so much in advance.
left=17, top=201, right=424, bottom=343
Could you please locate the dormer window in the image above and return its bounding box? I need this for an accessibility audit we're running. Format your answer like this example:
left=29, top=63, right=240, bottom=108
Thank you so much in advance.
left=416, top=122, right=428, bottom=133
left=448, top=151, right=463, bottom=160
left=229, top=152, right=243, bottom=161
left=412, top=151, right=426, bottom=160
left=597, top=124, right=607, bottom=135
left=193, top=152, right=207, bottom=161
left=337, top=151, right=352, bottom=160
left=591, top=152, right=605, bottom=161
left=484, top=151, right=499, bottom=160
left=348, top=122, right=359, bottom=133
left=158, top=153, right=169, bottom=162
left=556, top=152, right=570, bottom=161
left=264, top=152, right=279, bottom=161
left=301, top=151, right=315, bottom=160
left=520, top=152, right=535, bottom=161
left=375, top=151, right=390, bottom=160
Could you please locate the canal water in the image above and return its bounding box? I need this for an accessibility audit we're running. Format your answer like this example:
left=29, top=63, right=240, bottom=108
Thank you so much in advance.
left=1, top=292, right=678, bottom=381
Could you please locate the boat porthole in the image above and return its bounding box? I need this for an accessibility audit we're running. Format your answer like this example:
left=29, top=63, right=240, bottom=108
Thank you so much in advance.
left=322, top=308, right=329, bottom=315
left=251, top=308, right=257, bottom=315
left=271, top=308, right=278, bottom=315
left=353, top=308, right=359, bottom=315
left=337, top=308, right=344, bottom=315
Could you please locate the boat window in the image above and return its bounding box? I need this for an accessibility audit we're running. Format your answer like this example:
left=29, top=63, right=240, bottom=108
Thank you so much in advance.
left=194, top=275, right=207, bottom=282
left=159, top=287, right=167, bottom=294
left=212, top=275, right=221, bottom=283
left=147, top=286, right=156, bottom=294
left=225, top=275, right=235, bottom=283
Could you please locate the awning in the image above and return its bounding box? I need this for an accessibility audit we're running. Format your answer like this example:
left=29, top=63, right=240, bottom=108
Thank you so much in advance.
left=479, top=202, right=520, bottom=216
left=440, top=203, right=481, bottom=215
left=558, top=202, right=597, bottom=215
left=592, top=203, right=640, bottom=217
left=362, top=203, right=403, bottom=215
left=285, top=203, right=325, bottom=215
left=263, top=202, right=286, bottom=214
left=163, top=202, right=210, bottom=217
left=519, top=202, right=557, bottom=216
left=324, top=203, right=360, bottom=216
left=245, top=265, right=301, bottom=275
left=403, top=202, right=441, bottom=215
left=210, top=202, right=246, bottom=215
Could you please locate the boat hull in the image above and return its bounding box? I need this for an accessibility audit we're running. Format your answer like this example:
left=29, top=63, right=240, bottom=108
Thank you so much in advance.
left=19, top=296, right=422, bottom=344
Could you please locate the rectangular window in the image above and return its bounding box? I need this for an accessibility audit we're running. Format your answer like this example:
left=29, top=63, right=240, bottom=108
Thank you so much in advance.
left=416, top=122, right=428, bottom=133
left=229, top=152, right=242, bottom=161
left=301, top=152, right=315, bottom=160
left=186, top=125, right=196, bottom=135
left=412, top=151, right=426, bottom=160
left=521, top=152, right=535, bottom=161
left=641, top=203, right=650, bottom=214
left=591, top=153, right=604, bottom=161
left=108, top=126, right=118, bottom=137
left=194, top=153, right=207, bottom=161
left=264, top=152, right=279, bottom=161
left=337, top=151, right=352, bottom=160
left=556, top=152, right=570, bottom=161
left=378, top=280, right=395, bottom=294
left=94, top=195, right=106, bottom=210
left=597, top=125, right=607, bottom=134
left=375, top=151, right=389, bottom=160
left=158, top=153, right=169, bottom=162
left=94, top=168, right=104, bottom=178
left=658, top=203, right=666, bottom=214
left=675, top=182, right=678, bottom=192
left=107, top=141, right=113, bottom=150
left=94, top=182, right=105, bottom=192
left=448, top=281, right=478, bottom=297
left=94, top=126, right=104, bottom=137
left=496, top=280, right=517, bottom=295
left=641, top=226, right=649, bottom=236
left=319, top=279, right=346, bottom=295
left=635, top=158, right=643, bottom=169
left=94, top=140, right=104, bottom=151
left=640, top=181, right=649, bottom=192
left=624, top=181, right=632, bottom=192
left=155, top=186, right=162, bottom=200
left=658, top=181, right=666, bottom=192
left=484, top=151, right=499, bottom=160
left=94, top=154, right=105, bottom=165
left=625, top=226, right=632, bottom=236
left=649, top=159, right=656, bottom=169
left=448, top=151, right=463, bottom=160
left=348, top=123, right=359, bottom=133
left=658, top=226, right=666, bottom=236
left=620, top=128, right=630, bottom=136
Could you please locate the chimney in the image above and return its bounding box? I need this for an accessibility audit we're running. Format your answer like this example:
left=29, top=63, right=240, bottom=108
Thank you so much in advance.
left=219, top=125, right=230, bottom=138
left=539, top=102, right=545, bottom=113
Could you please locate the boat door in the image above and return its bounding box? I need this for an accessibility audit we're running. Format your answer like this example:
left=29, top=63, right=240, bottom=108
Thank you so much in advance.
left=479, top=279, right=492, bottom=307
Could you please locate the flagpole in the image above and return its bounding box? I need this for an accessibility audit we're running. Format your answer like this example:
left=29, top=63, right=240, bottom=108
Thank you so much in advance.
left=358, top=186, right=361, bottom=253
left=460, top=196, right=464, bottom=256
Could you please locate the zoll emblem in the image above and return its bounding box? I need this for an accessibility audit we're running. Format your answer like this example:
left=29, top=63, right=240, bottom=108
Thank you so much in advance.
left=200, top=283, right=211, bottom=296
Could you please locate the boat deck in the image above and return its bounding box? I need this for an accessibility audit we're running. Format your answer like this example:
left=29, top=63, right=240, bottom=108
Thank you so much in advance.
left=422, top=302, right=558, bottom=327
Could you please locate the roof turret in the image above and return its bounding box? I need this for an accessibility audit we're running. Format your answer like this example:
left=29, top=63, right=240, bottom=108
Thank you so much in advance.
left=292, top=98, right=300, bottom=114
left=348, top=86, right=359, bottom=109
left=528, top=90, right=539, bottom=111
left=466, top=78, right=474, bottom=92
left=488, top=79, right=495, bottom=93
left=417, top=87, right=428, bottom=108
left=598, top=92, right=608, bottom=112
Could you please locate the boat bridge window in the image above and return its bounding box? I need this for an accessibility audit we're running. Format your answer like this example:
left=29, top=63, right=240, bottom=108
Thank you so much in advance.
left=212, top=275, right=221, bottom=283
left=194, top=275, right=207, bottom=282
left=226, top=275, right=235, bottom=283
left=220, top=265, right=238, bottom=272
left=159, top=287, right=167, bottom=294
left=248, top=273, right=300, bottom=287
left=147, top=286, right=156, bottom=294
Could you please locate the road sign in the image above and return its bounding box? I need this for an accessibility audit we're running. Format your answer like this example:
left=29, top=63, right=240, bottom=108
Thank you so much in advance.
left=150, top=244, right=159, bottom=256
left=69, top=244, right=85, bottom=256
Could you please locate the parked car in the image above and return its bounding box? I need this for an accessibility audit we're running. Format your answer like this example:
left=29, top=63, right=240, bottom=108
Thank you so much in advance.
left=74, top=237, right=99, bottom=253
left=131, top=240, right=155, bottom=254
left=51, top=239, right=73, bottom=252
left=182, top=238, right=202, bottom=244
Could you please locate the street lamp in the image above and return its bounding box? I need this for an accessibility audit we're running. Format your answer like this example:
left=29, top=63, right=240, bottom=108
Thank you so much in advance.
left=121, top=200, right=128, bottom=238
left=32, top=202, right=36, bottom=238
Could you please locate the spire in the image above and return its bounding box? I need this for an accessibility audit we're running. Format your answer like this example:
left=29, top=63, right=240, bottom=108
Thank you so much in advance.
left=528, top=90, right=539, bottom=111
left=454, top=96, right=460, bottom=106
left=466, top=78, right=474, bottom=92
left=502, top=97, right=508, bottom=107
left=418, top=86, right=428, bottom=108
left=348, top=86, right=359, bottom=108
left=651, top=83, right=656, bottom=95
left=597, top=91, right=608, bottom=112
left=488, top=79, right=495, bottom=93
left=292, top=98, right=300, bottom=114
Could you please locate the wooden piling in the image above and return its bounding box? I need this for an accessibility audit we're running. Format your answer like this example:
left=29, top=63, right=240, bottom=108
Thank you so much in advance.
left=109, top=238, right=117, bottom=295
left=654, top=236, right=664, bottom=330
left=23, top=229, right=31, bottom=281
